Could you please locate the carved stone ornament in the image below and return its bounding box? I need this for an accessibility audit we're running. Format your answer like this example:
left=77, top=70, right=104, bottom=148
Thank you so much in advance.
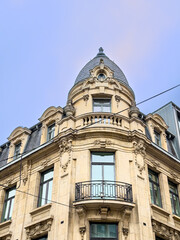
left=83, top=94, right=89, bottom=106
left=25, top=217, right=53, bottom=240
left=133, top=140, right=146, bottom=174
left=152, top=219, right=180, bottom=240
left=99, top=207, right=109, bottom=219
left=59, top=137, right=73, bottom=172
left=79, top=226, right=86, bottom=240
left=129, top=104, right=139, bottom=118
left=115, top=95, right=121, bottom=107
left=64, top=100, right=75, bottom=117
left=94, top=140, right=112, bottom=148
left=0, top=233, right=12, bottom=240
left=41, top=159, right=49, bottom=168
left=122, top=207, right=133, bottom=238
left=150, top=159, right=160, bottom=170
left=3, top=178, right=13, bottom=187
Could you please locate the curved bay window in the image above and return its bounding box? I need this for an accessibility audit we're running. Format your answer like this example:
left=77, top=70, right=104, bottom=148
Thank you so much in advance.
left=90, top=223, right=118, bottom=240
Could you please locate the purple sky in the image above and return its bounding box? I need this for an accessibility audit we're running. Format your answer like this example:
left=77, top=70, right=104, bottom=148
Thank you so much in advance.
left=0, top=0, right=180, bottom=145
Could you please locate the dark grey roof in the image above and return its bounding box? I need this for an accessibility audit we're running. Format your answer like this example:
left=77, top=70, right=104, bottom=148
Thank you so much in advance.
left=0, top=145, right=9, bottom=167
left=24, top=126, right=42, bottom=152
left=74, top=48, right=134, bottom=95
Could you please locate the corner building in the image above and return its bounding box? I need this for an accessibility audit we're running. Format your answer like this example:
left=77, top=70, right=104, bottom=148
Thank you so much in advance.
left=0, top=48, right=180, bottom=240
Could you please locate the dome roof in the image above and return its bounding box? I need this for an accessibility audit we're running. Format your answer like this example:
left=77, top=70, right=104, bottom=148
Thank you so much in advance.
left=74, top=48, right=130, bottom=89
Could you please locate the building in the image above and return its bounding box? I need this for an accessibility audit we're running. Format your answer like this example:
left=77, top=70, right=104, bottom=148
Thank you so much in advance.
left=0, top=48, right=180, bottom=240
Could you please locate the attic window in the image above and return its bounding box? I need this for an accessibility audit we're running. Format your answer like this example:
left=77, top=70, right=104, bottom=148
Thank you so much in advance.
left=98, top=73, right=106, bottom=80
left=14, top=142, right=21, bottom=160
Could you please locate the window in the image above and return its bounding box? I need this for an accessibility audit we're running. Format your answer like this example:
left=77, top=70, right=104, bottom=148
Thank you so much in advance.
left=1, top=187, right=16, bottom=222
left=154, top=130, right=161, bottom=147
left=156, top=237, right=165, bottom=240
left=91, top=152, right=115, bottom=198
left=35, top=236, right=48, bottom=240
left=98, top=73, right=106, bottom=80
left=93, top=99, right=111, bottom=112
left=148, top=169, right=162, bottom=207
left=90, top=223, right=118, bottom=240
left=47, top=123, right=55, bottom=141
left=14, top=142, right=21, bottom=160
left=38, top=168, right=54, bottom=207
left=169, top=181, right=180, bottom=216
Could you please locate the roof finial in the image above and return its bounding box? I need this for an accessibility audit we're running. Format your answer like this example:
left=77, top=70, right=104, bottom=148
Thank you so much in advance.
left=97, top=47, right=105, bottom=56
left=99, top=47, right=104, bottom=53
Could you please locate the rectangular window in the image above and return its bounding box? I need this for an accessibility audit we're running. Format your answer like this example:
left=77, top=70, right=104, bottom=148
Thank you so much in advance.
left=154, top=130, right=161, bottom=147
left=91, top=152, right=115, bottom=198
left=93, top=99, right=111, bottom=113
left=1, top=187, right=16, bottom=222
left=47, top=123, right=55, bottom=141
left=169, top=181, right=180, bottom=216
left=90, top=223, right=118, bottom=240
left=14, top=143, right=21, bottom=160
left=148, top=169, right=162, bottom=207
left=38, top=168, right=54, bottom=207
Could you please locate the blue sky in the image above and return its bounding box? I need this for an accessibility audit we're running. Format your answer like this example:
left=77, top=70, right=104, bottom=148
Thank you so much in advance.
left=0, top=0, right=180, bottom=145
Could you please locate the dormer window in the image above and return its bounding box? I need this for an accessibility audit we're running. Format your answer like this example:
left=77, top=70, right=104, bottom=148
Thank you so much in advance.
left=93, top=99, right=111, bottom=112
left=14, top=142, right=21, bottom=160
left=154, top=130, right=161, bottom=147
left=47, top=123, right=55, bottom=141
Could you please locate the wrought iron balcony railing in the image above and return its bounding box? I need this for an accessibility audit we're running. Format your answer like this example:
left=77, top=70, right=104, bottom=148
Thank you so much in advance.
left=75, top=180, right=133, bottom=203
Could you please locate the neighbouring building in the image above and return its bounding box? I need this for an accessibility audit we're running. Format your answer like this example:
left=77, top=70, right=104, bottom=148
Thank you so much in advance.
left=0, top=48, right=180, bottom=240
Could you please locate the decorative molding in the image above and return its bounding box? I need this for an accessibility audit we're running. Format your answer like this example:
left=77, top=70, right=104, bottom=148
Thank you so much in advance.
left=58, top=136, right=73, bottom=172
left=115, top=95, right=121, bottom=107
left=133, top=140, right=146, bottom=175
left=0, top=232, right=12, bottom=240
left=93, top=140, right=112, bottom=148
left=41, top=159, right=49, bottom=168
left=152, top=218, right=180, bottom=240
left=83, top=95, right=89, bottom=106
left=25, top=216, right=53, bottom=240
left=79, top=226, right=86, bottom=240
left=122, top=207, right=133, bottom=238
left=99, top=207, right=109, bottom=219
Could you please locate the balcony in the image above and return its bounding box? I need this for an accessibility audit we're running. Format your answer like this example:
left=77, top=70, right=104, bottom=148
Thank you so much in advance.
left=74, top=180, right=134, bottom=209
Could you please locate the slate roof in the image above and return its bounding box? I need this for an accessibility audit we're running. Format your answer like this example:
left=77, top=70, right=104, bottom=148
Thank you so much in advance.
left=74, top=48, right=134, bottom=96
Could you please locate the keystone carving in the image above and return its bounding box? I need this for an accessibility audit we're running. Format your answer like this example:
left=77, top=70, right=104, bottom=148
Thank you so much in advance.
left=94, top=140, right=112, bottom=148
left=122, top=207, right=132, bottom=239
left=115, top=95, right=121, bottom=107
left=83, top=94, right=89, bottom=106
left=25, top=217, right=53, bottom=240
left=59, top=137, right=73, bottom=172
left=152, top=219, right=179, bottom=240
left=99, top=207, right=109, bottom=219
left=133, top=140, right=146, bottom=175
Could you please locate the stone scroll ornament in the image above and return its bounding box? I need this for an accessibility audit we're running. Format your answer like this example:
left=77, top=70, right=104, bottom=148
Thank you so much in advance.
left=132, top=140, right=146, bottom=175
left=59, top=137, right=73, bottom=172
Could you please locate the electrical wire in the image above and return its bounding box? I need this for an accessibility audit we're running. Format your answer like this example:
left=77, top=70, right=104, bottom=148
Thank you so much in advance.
left=0, top=83, right=179, bottom=163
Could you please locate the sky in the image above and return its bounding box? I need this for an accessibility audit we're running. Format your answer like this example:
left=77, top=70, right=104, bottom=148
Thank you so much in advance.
left=0, top=0, right=180, bottom=145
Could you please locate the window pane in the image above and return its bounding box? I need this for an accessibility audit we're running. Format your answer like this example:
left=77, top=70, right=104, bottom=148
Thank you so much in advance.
left=93, top=99, right=111, bottom=113
left=104, top=165, right=114, bottom=181
left=43, top=169, right=53, bottom=182
left=9, top=198, right=14, bottom=219
left=92, top=153, right=114, bottom=163
left=92, top=165, right=102, bottom=181
left=47, top=181, right=53, bottom=204
left=91, top=223, right=117, bottom=238
left=8, top=188, right=16, bottom=198
left=4, top=200, right=10, bottom=220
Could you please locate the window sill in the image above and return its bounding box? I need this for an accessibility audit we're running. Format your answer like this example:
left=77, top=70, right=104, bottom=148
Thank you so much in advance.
left=0, top=219, right=12, bottom=228
left=173, top=214, right=180, bottom=222
left=151, top=204, right=170, bottom=217
left=30, top=203, right=52, bottom=216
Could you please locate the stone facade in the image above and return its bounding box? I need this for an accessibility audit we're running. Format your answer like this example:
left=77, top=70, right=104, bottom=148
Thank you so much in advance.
left=0, top=49, right=180, bottom=240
